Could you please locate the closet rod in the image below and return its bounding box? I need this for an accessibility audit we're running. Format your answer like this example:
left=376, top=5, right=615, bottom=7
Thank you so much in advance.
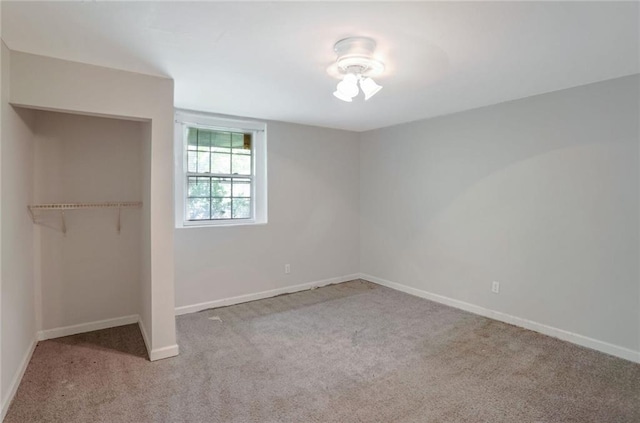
left=28, top=201, right=142, bottom=212
left=27, top=202, right=143, bottom=235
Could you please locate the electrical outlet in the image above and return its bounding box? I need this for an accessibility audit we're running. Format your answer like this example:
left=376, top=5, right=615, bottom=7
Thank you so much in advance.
left=492, top=281, right=500, bottom=294
left=285, top=264, right=291, bottom=274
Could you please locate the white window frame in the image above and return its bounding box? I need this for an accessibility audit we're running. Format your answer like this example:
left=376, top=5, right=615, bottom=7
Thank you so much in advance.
left=174, top=109, right=267, bottom=228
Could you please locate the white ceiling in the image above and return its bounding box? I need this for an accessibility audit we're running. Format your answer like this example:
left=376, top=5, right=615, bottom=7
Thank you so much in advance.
left=2, top=1, right=638, bottom=132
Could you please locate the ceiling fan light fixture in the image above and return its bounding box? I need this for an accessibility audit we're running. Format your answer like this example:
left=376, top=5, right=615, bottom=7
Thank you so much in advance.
left=331, top=36, right=385, bottom=103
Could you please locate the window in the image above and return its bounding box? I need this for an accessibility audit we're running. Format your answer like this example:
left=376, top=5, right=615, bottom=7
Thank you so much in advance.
left=175, top=110, right=267, bottom=227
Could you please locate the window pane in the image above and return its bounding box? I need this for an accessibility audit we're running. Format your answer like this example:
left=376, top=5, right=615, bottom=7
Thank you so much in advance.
left=187, top=198, right=210, bottom=220
left=212, top=132, right=231, bottom=148
left=187, top=128, right=198, bottom=147
left=212, top=178, right=231, bottom=197
left=232, top=179, right=251, bottom=197
left=237, top=133, right=252, bottom=150
left=197, top=152, right=210, bottom=173
left=232, top=198, right=251, bottom=219
left=211, top=198, right=231, bottom=219
left=231, top=132, right=252, bottom=149
left=188, top=177, right=210, bottom=197
left=187, top=151, right=198, bottom=173
left=197, top=130, right=212, bottom=151
left=231, top=153, right=251, bottom=175
left=211, top=152, right=231, bottom=174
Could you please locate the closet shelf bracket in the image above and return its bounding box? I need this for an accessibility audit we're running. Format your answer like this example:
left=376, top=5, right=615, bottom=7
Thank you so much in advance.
left=27, top=202, right=143, bottom=235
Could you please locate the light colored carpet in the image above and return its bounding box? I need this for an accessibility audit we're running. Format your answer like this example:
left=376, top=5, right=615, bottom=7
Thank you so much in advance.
left=5, top=280, right=640, bottom=422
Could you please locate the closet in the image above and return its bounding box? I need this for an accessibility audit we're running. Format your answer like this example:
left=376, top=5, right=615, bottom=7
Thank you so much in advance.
left=7, top=48, right=179, bottom=360
left=29, top=111, right=146, bottom=336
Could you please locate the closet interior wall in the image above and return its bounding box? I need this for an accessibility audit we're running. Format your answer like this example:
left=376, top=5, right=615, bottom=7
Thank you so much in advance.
left=33, top=111, right=144, bottom=332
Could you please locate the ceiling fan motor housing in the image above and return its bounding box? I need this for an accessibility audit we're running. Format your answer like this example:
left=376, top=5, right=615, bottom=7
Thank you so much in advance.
left=334, top=37, right=385, bottom=76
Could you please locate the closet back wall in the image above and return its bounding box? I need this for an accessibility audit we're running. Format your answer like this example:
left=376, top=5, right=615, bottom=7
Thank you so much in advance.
left=34, top=111, right=143, bottom=331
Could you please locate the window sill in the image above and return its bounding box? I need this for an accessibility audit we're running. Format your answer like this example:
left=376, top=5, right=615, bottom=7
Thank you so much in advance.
left=177, top=219, right=267, bottom=229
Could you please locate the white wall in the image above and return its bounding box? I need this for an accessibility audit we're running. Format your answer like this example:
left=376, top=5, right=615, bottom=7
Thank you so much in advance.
left=0, top=25, right=3, bottom=419
left=175, top=121, right=360, bottom=309
left=140, top=121, right=152, bottom=351
left=360, top=75, right=640, bottom=355
left=1, top=42, right=36, bottom=414
left=9, top=50, right=177, bottom=359
left=33, top=111, right=142, bottom=331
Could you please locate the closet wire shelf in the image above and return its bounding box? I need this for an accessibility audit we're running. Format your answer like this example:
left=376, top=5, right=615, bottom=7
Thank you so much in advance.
left=27, top=202, right=143, bottom=235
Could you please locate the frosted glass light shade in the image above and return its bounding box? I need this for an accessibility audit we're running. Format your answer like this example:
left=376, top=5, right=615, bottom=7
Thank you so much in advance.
left=360, top=77, right=382, bottom=100
left=336, top=73, right=359, bottom=98
left=333, top=90, right=353, bottom=102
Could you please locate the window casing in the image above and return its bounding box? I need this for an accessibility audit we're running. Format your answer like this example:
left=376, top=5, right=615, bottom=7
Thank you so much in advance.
left=175, top=110, right=267, bottom=227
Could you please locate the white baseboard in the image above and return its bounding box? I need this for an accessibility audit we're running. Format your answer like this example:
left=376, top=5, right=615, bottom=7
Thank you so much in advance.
left=36, top=315, right=179, bottom=363
left=138, top=318, right=151, bottom=358
left=175, top=273, right=361, bottom=316
left=149, top=344, right=180, bottom=361
left=37, top=315, right=140, bottom=341
left=138, top=319, right=179, bottom=361
left=1, top=337, right=37, bottom=421
left=360, top=273, right=640, bottom=364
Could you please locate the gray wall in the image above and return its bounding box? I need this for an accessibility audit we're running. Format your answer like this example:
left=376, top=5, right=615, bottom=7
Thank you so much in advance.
left=360, top=75, right=640, bottom=352
left=1, top=42, right=36, bottom=411
left=174, top=120, right=360, bottom=308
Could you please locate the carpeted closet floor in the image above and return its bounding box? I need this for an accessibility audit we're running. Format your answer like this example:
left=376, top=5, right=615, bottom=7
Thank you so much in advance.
left=5, top=280, right=640, bottom=422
